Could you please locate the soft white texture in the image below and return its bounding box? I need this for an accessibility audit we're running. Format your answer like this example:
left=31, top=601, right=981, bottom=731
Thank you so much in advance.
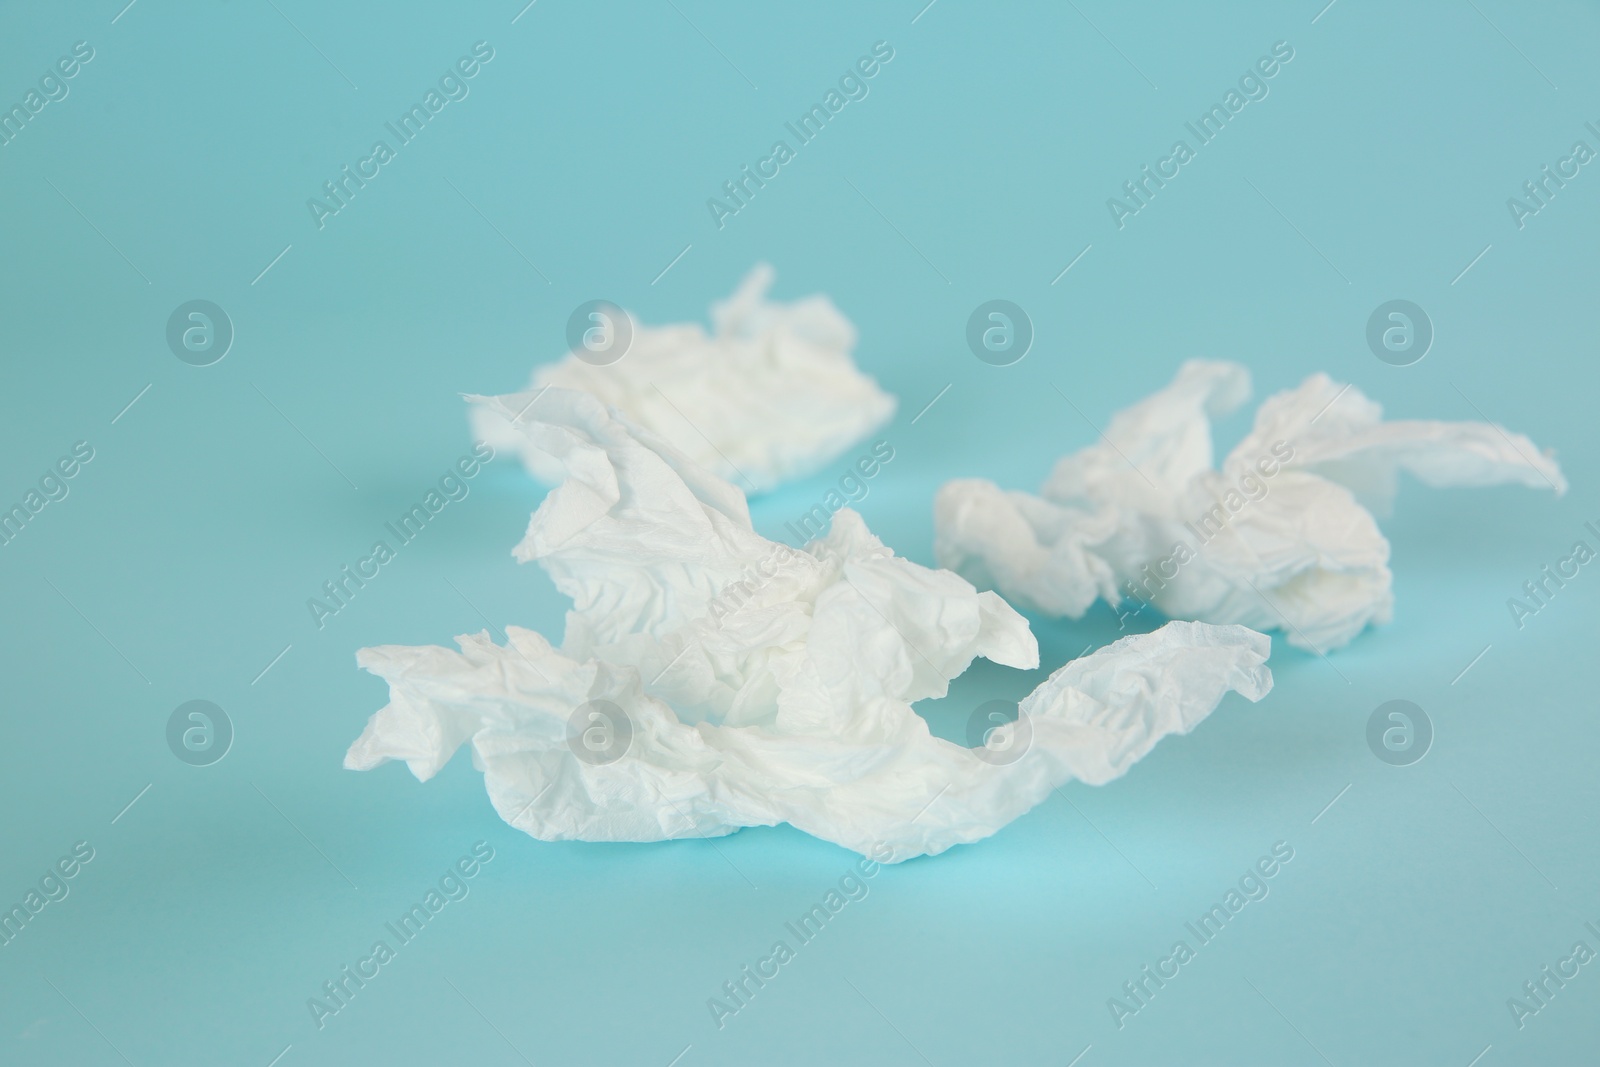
left=935, top=360, right=1566, bottom=652
left=347, top=387, right=1273, bottom=861
left=470, top=264, right=896, bottom=493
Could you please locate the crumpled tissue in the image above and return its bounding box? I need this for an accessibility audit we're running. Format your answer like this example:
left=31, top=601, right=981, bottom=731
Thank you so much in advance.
left=470, top=264, right=896, bottom=493
left=935, top=360, right=1566, bottom=652
left=347, top=387, right=1272, bottom=861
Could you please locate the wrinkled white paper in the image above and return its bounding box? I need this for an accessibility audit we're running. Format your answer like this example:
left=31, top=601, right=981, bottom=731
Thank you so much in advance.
left=470, top=265, right=896, bottom=492
left=348, top=387, right=1272, bottom=861
left=936, top=360, right=1566, bottom=652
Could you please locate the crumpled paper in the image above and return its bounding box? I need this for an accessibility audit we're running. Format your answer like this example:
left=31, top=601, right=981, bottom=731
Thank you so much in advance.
left=470, top=265, right=896, bottom=493
left=935, top=360, right=1566, bottom=652
left=347, top=387, right=1273, bottom=861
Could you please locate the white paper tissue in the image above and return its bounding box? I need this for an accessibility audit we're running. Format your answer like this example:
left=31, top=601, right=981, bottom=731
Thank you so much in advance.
left=935, top=360, right=1566, bottom=652
left=348, top=387, right=1272, bottom=861
left=470, top=265, right=896, bottom=493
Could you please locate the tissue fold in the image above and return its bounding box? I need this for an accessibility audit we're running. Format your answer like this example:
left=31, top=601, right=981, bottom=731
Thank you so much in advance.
left=470, top=265, right=896, bottom=493
left=935, top=360, right=1566, bottom=652
left=347, top=387, right=1272, bottom=861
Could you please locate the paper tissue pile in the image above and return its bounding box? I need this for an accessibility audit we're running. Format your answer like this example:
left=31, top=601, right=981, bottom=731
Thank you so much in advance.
left=345, top=274, right=1561, bottom=861
left=346, top=388, right=1273, bottom=861
left=935, top=360, right=1565, bottom=651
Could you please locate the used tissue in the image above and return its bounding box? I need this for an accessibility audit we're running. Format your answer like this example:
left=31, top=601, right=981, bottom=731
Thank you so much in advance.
left=470, top=265, right=896, bottom=493
left=935, top=360, right=1566, bottom=652
left=347, top=388, right=1272, bottom=861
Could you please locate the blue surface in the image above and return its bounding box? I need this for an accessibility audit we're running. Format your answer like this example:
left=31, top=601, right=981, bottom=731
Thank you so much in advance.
left=2, top=2, right=1598, bottom=1064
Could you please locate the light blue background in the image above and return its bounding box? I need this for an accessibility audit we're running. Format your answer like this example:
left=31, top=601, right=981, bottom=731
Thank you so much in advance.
left=2, top=2, right=1597, bottom=1064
